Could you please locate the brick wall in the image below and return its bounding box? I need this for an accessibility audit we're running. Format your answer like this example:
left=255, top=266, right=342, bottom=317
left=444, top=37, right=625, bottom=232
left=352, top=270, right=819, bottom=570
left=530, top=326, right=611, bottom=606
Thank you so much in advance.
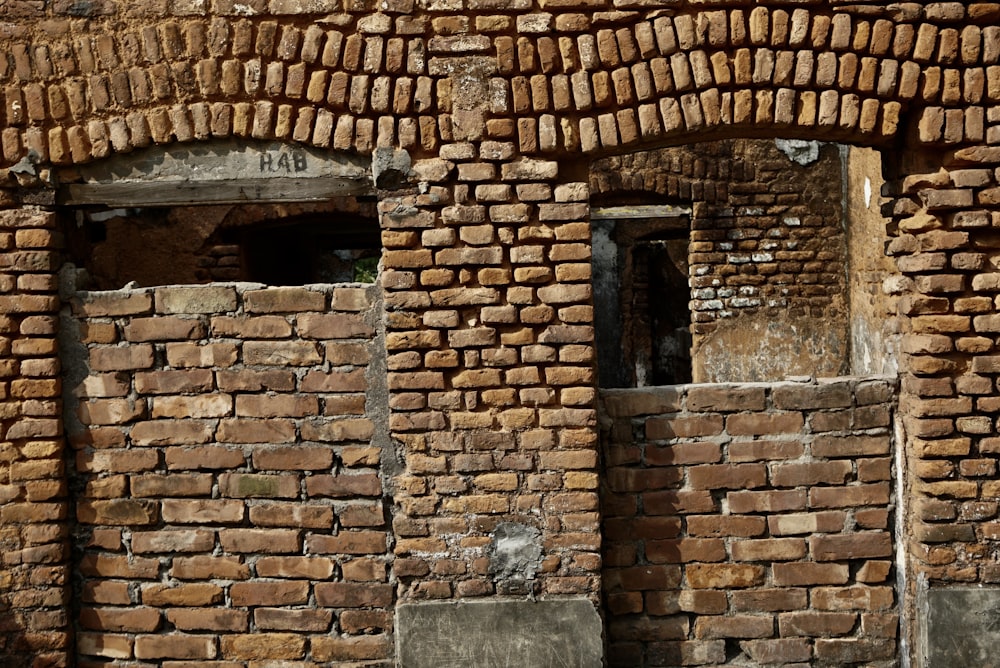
left=600, top=378, right=898, bottom=667
left=64, top=283, right=392, bottom=665
left=0, top=1, right=999, bottom=664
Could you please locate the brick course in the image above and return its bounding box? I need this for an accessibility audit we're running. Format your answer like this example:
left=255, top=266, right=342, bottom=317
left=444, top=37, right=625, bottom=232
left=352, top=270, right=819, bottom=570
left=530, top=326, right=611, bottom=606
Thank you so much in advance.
left=601, top=379, right=898, bottom=666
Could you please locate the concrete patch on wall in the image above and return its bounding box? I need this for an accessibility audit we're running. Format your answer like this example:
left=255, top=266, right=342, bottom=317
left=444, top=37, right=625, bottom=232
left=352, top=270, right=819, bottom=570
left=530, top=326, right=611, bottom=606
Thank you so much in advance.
left=487, top=522, right=543, bottom=594
left=691, top=308, right=849, bottom=383
left=396, top=598, right=603, bottom=668
left=69, top=138, right=369, bottom=183
left=920, top=587, right=1000, bottom=667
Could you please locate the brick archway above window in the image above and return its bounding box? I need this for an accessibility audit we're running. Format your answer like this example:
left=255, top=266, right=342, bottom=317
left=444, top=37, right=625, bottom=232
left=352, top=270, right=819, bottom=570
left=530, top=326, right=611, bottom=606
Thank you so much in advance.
left=0, top=2, right=993, bottom=169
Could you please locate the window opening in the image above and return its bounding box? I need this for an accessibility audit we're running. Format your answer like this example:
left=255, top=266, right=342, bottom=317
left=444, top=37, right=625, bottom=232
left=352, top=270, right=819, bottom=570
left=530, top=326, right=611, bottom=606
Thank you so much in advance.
left=591, top=205, right=692, bottom=388
left=62, top=202, right=380, bottom=289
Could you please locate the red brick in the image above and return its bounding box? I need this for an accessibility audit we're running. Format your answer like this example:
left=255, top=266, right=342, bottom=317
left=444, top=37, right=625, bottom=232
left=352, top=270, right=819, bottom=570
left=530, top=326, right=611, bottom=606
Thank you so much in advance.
left=166, top=608, right=248, bottom=632
left=694, top=614, right=774, bottom=639
left=773, top=460, right=855, bottom=490
left=727, top=489, right=806, bottom=513
left=164, top=445, right=246, bottom=469
left=229, top=581, right=309, bottom=607
left=729, top=440, right=805, bottom=462
left=688, top=463, right=766, bottom=489
left=726, top=412, right=804, bottom=435
left=731, top=588, right=808, bottom=612
left=132, top=529, right=214, bottom=554
left=768, top=511, right=846, bottom=536
left=686, top=386, right=766, bottom=412
left=732, top=538, right=807, bottom=561
left=255, top=556, right=335, bottom=579
left=687, top=515, right=766, bottom=537
left=772, top=383, right=851, bottom=409
left=778, top=611, right=856, bottom=636
left=80, top=606, right=161, bottom=632
left=740, top=638, right=811, bottom=664
left=132, top=420, right=216, bottom=446
left=646, top=538, right=726, bottom=563
left=686, top=564, right=764, bottom=589
left=642, top=490, right=715, bottom=514
left=89, top=345, right=154, bottom=371
left=251, top=445, right=333, bottom=470
left=645, top=442, right=720, bottom=465
left=249, top=502, right=334, bottom=528
left=812, top=586, right=895, bottom=611
left=219, top=633, right=307, bottom=660
left=646, top=415, right=724, bottom=438
left=170, top=556, right=250, bottom=580
left=216, top=369, right=296, bottom=391
left=134, top=634, right=216, bottom=660
left=814, top=638, right=895, bottom=662
left=123, top=316, right=205, bottom=341
left=217, top=418, right=296, bottom=444
left=77, top=495, right=159, bottom=526
left=141, top=583, right=224, bottom=606
left=130, top=473, right=213, bottom=498
left=812, top=434, right=891, bottom=457
left=314, top=582, right=393, bottom=607
left=161, top=499, right=245, bottom=524
left=219, top=473, right=299, bottom=498
left=773, top=562, right=849, bottom=586
left=311, top=635, right=392, bottom=662
left=340, top=609, right=393, bottom=634
left=306, top=473, right=382, bottom=497
left=809, top=532, right=893, bottom=561
left=210, top=314, right=293, bottom=338
left=254, top=608, right=333, bottom=631
left=809, top=483, right=890, bottom=508
left=298, top=312, right=373, bottom=338
left=245, top=287, right=325, bottom=312
left=306, top=531, right=387, bottom=554
left=219, top=528, right=300, bottom=553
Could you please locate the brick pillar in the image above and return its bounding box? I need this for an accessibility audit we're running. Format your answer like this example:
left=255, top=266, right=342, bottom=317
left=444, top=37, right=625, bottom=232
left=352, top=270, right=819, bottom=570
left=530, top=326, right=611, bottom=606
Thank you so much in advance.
left=886, top=142, right=1000, bottom=658
left=0, top=206, right=70, bottom=668
left=379, top=157, right=603, bottom=612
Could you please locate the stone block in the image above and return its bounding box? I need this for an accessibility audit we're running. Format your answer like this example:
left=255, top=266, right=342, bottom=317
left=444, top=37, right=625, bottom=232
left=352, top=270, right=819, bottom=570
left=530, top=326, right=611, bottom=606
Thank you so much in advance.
left=396, top=598, right=603, bottom=667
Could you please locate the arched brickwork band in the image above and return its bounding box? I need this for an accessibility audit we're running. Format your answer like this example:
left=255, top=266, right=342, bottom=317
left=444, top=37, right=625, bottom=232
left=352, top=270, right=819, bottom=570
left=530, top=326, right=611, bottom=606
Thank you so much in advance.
left=0, top=4, right=995, bottom=164
left=0, top=1, right=999, bottom=666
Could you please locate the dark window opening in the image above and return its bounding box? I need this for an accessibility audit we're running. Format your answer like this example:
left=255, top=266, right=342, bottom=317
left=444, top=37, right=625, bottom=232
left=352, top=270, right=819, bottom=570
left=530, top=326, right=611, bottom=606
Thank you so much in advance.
left=632, top=232, right=692, bottom=386
left=61, top=203, right=381, bottom=289
left=234, top=216, right=381, bottom=285
left=591, top=205, right=693, bottom=388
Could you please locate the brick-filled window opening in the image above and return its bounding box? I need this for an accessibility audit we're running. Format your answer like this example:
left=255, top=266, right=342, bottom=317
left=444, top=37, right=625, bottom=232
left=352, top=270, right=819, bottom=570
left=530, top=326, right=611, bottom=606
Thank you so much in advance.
left=62, top=201, right=381, bottom=289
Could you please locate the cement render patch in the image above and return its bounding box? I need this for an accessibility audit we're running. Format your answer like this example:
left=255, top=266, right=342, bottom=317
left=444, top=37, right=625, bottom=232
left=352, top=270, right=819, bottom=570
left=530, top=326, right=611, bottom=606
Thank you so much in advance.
left=922, top=587, right=1000, bottom=667
left=396, top=598, right=603, bottom=668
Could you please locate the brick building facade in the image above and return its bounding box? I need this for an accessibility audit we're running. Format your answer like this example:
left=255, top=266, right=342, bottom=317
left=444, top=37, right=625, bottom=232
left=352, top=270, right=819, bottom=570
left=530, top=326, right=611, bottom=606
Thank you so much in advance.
left=0, top=1, right=998, bottom=666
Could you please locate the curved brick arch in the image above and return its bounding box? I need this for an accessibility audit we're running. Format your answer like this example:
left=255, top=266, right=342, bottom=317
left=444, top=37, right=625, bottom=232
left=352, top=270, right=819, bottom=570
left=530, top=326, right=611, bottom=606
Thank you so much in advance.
left=504, top=6, right=995, bottom=158
left=1, top=14, right=447, bottom=167
left=0, top=4, right=994, bottom=168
